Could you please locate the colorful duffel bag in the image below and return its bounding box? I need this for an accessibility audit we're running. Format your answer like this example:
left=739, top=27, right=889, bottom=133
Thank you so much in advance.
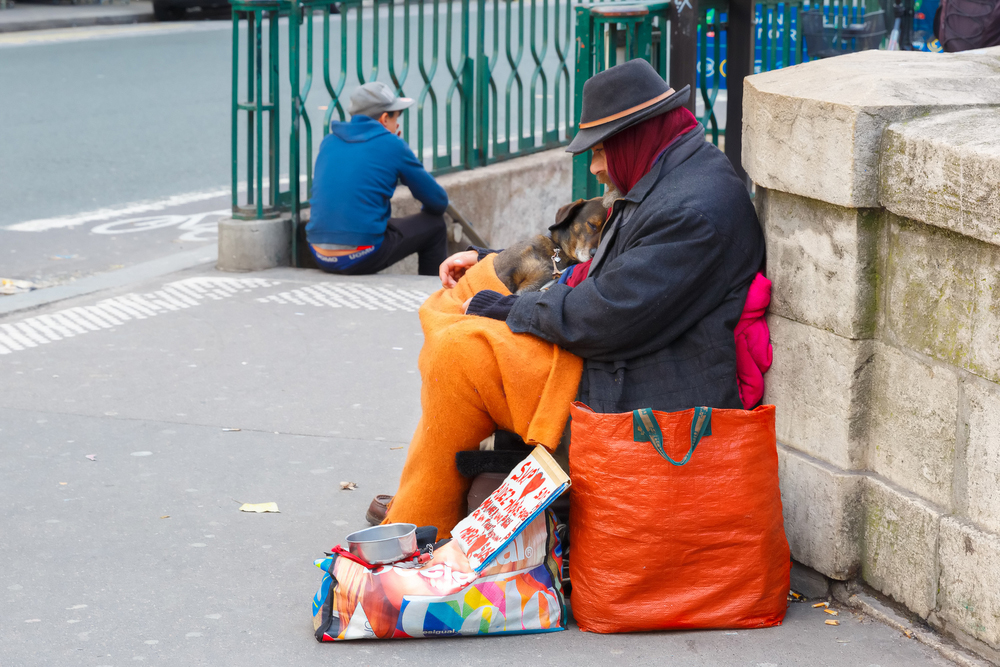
left=312, top=511, right=566, bottom=640
left=568, top=402, right=790, bottom=633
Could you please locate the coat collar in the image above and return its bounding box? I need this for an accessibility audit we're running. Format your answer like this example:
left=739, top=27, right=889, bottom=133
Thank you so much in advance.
left=589, top=124, right=707, bottom=277
left=620, top=123, right=706, bottom=205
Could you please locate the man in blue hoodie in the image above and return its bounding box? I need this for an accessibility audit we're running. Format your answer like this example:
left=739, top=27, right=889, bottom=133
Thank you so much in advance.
left=307, top=82, right=450, bottom=275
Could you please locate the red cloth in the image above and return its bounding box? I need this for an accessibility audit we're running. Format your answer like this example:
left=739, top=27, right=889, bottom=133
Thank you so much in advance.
left=566, top=259, right=591, bottom=287
left=604, top=106, right=698, bottom=194
left=734, top=273, right=773, bottom=409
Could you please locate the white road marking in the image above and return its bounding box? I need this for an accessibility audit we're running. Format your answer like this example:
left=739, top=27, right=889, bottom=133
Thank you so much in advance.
left=5, top=190, right=230, bottom=232
left=257, top=283, right=430, bottom=312
left=0, top=277, right=276, bottom=356
left=14, top=322, right=50, bottom=346
left=0, top=277, right=429, bottom=356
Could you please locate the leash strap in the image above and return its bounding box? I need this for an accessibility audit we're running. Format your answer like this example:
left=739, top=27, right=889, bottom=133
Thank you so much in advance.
left=632, top=406, right=712, bottom=466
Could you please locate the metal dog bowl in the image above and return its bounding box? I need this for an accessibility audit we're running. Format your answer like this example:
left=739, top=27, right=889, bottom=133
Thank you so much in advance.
left=346, top=523, right=418, bottom=565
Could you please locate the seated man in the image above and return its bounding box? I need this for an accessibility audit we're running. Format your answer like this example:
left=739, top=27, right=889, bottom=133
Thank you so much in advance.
left=373, top=59, right=765, bottom=537
left=307, top=82, right=449, bottom=276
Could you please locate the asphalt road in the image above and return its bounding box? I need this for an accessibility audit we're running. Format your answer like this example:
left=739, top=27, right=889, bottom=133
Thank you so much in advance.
left=0, top=20, right=234, bottom=287
left=0, top=267, right=960, bottom=667
left=0, top=5, right=574, bottom=289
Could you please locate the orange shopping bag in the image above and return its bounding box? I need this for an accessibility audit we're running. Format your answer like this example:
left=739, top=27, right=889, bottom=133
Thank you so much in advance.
left=568, top=402, right=789, bottom=633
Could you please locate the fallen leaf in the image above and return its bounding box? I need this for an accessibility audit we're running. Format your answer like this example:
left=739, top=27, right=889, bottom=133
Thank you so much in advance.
left=160, top=515, right=170, bottom=519
left=239, top=502, right=280, bottom=513
left=222, top=428, right=241, bottom=432
left=825, top=619, right=839, bottom=626
left=812, top=602, right=829, bottom=608
left=86, top=455, right=96, bottom=461
left=824, top=609, right=839, bottom=616
left=389, top=446, right=404, bottom=450
left=340, top=481, right=358, bottom=491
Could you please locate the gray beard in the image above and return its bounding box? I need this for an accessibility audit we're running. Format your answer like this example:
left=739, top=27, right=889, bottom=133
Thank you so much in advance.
left=602, top=184, right=623, bottom=210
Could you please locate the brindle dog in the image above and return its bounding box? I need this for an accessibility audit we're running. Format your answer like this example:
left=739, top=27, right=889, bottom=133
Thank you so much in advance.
left=493, top=197, right=607, bottom=294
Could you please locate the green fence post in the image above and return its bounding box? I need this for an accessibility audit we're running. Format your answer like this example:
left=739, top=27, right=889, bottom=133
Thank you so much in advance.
left=460, top=0, right=475, bottom=169
left=571, top=5, right=594, bottom=201
left=269, top=2, right=280, bottom=213
left=553, top=0, right=572, bottom=149
left=474, top=0, right=489, bottom=167
left=232, top=7, right=240, bottom=214
left=637, top=8, right=654, bottom=61
left=231, top=0, right=286, bottom=221
left=289, top=0, right=301, bottom=266
left=255, top=8, right=265, bottom=218
left=572, top=3, right=654, bottom=201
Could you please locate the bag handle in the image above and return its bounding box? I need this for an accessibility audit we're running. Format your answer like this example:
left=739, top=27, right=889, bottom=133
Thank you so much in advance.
left=632, top=406, right=713, bottom=466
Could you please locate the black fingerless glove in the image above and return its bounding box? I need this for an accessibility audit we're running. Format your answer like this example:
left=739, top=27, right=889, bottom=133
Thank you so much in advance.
left=467, top=290, right=518, bottom=321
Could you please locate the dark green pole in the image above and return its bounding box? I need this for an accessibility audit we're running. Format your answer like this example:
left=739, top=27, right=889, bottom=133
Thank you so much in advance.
left=474, top=0, right=488, bottom=166
left=726, top=0, right=753, bottom=185
left=461, top=0, right=475, bottom=169
left=571, top=5, right=593, bottom=201
left=232, top=8, right=240, bottom=214
left=670, top=0, right=699, bottom=114
left=289, top=0, right=301, bottom=266
left=269, top=5, right=280, bottom=211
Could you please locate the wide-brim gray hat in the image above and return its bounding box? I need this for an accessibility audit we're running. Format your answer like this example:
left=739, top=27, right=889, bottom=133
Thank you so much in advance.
left=348, top=81, right=415, bottom=118
left=566, top=59, right=691, bottom=154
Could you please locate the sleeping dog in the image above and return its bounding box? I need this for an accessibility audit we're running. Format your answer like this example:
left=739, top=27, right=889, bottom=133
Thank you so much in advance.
left=493, top=197, right=607, bottom=294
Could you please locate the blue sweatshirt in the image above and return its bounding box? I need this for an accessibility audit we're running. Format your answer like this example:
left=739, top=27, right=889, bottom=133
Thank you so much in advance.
left=306, top=116, right=449, bottom=247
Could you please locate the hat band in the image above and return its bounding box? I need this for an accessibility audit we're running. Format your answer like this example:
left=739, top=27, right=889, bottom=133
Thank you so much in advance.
left=577, top=89, right=675, bottom=130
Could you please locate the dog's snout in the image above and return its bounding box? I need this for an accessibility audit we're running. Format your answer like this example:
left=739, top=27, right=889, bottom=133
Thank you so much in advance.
left=589, top=247, right=597, bottom=258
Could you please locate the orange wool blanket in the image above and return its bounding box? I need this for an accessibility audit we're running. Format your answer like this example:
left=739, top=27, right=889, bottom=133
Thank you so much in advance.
left=385, top=254, right=584, bottom=537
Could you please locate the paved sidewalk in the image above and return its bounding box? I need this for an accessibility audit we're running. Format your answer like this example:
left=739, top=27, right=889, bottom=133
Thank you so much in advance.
left=0, top=264, right=976, bottom=666
left=0, top=1, right=155, bottom=33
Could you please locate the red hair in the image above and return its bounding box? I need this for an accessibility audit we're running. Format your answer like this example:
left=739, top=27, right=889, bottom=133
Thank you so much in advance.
left=605, top=106, right=698, bottom=195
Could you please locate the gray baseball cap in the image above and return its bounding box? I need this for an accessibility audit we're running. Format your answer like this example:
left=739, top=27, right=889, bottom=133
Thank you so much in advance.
left=348, top=82, right=414, bottom=119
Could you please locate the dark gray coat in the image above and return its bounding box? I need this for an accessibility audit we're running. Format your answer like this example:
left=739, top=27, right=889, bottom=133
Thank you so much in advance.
left=506, top=127, right=765, bottom=414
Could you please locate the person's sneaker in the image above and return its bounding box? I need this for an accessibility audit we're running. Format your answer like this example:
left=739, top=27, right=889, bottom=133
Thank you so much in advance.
left=365, top=494, right=393, bottom=525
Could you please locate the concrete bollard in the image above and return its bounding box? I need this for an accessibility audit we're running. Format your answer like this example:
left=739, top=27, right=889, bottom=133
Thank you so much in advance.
left=216, top=216, right=292, bottom=272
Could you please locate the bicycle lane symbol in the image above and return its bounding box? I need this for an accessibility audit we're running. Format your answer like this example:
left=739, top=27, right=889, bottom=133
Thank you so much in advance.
left=89, top=209, right=229, bottom=242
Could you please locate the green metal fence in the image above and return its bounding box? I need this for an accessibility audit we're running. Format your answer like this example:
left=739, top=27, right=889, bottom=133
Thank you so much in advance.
left=230, top=0, right=883, bottom=255
left=281, top=0, right=578, bottom=250
left=232, top=0, right=283, bottom=221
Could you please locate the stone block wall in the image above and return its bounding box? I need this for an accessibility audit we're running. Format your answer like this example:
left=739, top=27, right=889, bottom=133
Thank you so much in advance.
left=745, top=47, right=1000, bottom=661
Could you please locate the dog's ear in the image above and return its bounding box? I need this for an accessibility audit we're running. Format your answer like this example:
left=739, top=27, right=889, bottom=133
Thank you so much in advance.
left=548, top=199, right=587, bottom=231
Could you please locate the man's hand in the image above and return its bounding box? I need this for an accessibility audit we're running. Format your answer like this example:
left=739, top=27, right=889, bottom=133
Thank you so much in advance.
left=439, top=250, right=479, bottom=289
